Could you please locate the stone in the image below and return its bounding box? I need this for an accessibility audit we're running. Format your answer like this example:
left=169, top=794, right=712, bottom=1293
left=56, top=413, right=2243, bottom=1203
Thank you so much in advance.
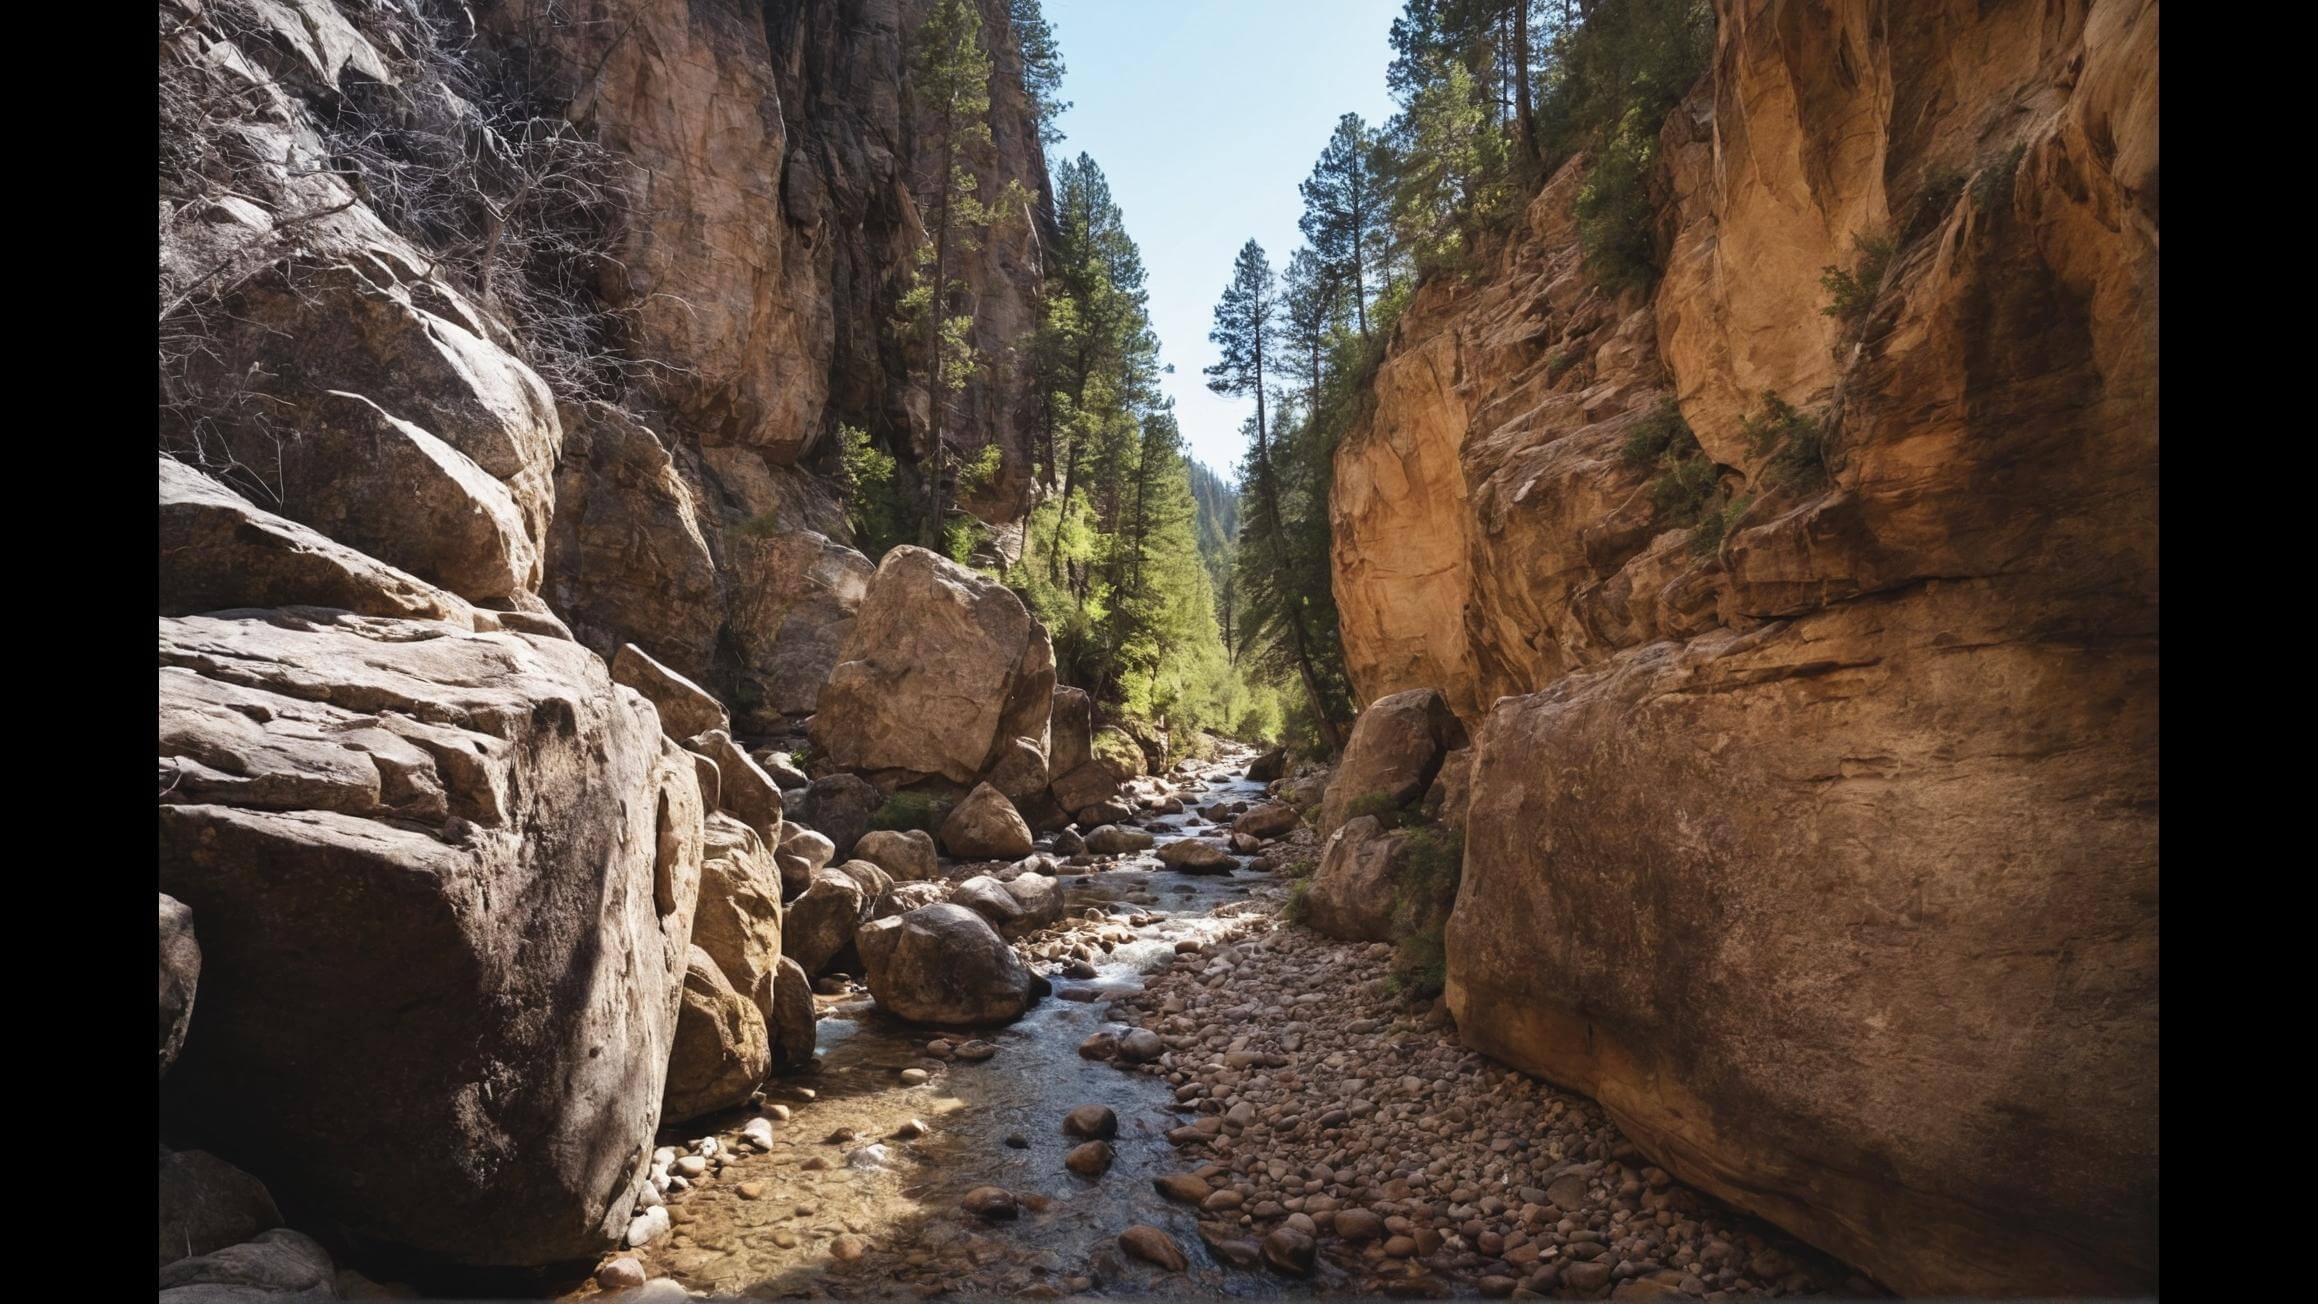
left=661, top=947, right=771, bottom=1124
left=157, top=611, right=703, bottom=1266
left=1154, top=1174, right=1211, bottom=1205
left=1083, top=825, right=1154, bottom=856
left=1318, top=689, right=1469, bottom=835
left=1303, top=816, right=1457, bottom=944
left=767, top=956, right=816, bottom=1071
left=1065, top=1141, right=1114, bottom=1178
left=1063, top=1105, right=1118, bottom=1140
left=159, top=894, right=200, bottom=1079
left=1246, top=746, right=1287, bottom=783
left=596, top=1259, right=647, bottom=1290
left=775, top=822, right=837, bottom=897
left=611, top=643, right=729, bottom=744
left=157, top=1228, right=335, bottom=1299
left=693, top=814, right=785, bottom=1024
left=780, top=869, right=867, bottom=977
left=1156, top=839, right=1236, bottom=874
left=1231, top=801, right=1300, bottom=839
left=794, top=774, right=882, bottom=858
left=158, top=1149, right=282, bottom=1269
left=857, top=904, right=1044, bottom=1025
left=938, top=783, right=1035, bottom=860
left=1333, top=1208, right=1385, bottom=1241
left=1049, top=686, right=1095, bottom=778
left=1118, top=1225, right=1187, bottom=1272
left=1117, top=1029, right=1165, bottom=1063
left=1261, top=1226, right=1316, bottom=1277
left=688, top=729, right=784, bottom=844
left=809, top=548, right=1055, bottom=788
left=961, top=1186, right=1019, bottom=1221
left=853, top=828, right=939, bottom=882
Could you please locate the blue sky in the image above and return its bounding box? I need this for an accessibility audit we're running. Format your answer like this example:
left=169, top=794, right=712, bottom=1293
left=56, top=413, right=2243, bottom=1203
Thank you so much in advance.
left=1040, top=0, right=1405, bottom=480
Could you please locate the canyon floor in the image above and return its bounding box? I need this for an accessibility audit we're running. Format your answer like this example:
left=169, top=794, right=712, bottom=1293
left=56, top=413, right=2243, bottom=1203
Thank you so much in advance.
left=555, top=752, right=1875, bottom=1302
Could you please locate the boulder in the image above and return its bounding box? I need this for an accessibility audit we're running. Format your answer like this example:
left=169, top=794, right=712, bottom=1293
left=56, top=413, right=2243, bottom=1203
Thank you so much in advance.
left=857, top=904, right=1043, bottom=1026
left=1049, top=760, right=1122, bottom=818
left=610, top=643, right=728, bottom=745
left=795, top=773, right=882, bottom=857
left=1232, top=801, right=1301, bottom=840
left=1082, top=825, right=1153, bottom=856
left=808, top=547, right=1054, bottom=788
left=1076, top=795, right=1136, bottom=827
left=1245, top=746, right=1287, bottom=783
left=774, top=822, right=837, bottom=897
left=721, top=529, right=876, bottom=731
left=1305, top=817, right=1409, bottom=943
left=157, top=610, right=703, bottom=1266
left=781, top=869, right=868, bottom=977
left=688, top=729, right=783, bottom=844
left=1426, top=746, right=1475, bottom=832
left=1049, top=686, right=1095, bottom=777
left=938, top=783, right=1034, bottom=860
left=662, top=946, right=772, bottom=1123
left=1156, top=839, right=1237, bottom=874
left=1319, top=688, right=1470, bottom=835
left=160, top=894, right=200, bottom=1079
left=828, top=858, right=896, bottom=915
left=879, top=881, right=949, bottom=918
left=753, top=749, right=811, bottom=789
left=158, top=1228, right=335, bottom=1301
left=693, top=814, right=785, bottom=1028
left=767, top=955, right=816, bottom=1072
left=158, top=1148, right=281, bottom=1269
left=853, top=828, right=939, bottom=882
left=158, top=454, right=473, bottom=627
left=954, top=873, right=1064, bottom=939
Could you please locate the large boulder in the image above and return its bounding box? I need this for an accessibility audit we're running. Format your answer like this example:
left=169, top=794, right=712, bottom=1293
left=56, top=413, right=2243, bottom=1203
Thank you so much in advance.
left=808, top=547, right=1054, bottom=789
left=857, top=904, right=1044, bottom=1026
left=1049, top=685, right=1095, bottom=778
left=158, top=454, right=475, bottom=627
left=159, top=894, right=200, bottom=1079
left=156, top=610, right=704, bottom=1267
left=767, top=956, right=817, bottom=1072
left=662, top=946, right=772, bottom=1123
left=1156, top=839, right=1237, bottom=875
left=1245, top=746, right=1287, bottom=783
left=721, top=529, right=877, bottom=732
left=938, top=783, right=1034, bottom=860
left=774, top=822, right=837, bottom=897
left=1319, top=688, right=1470, bottom=836
left=781, top=868, right=868, bottom=977
left=853, top=828, right=939, bottom=882
left=1303, top=817, right=1460, bottom=944
left=794, top=773, right=882, bottom=857
left=158, top=1148, right=281, bottom=1270
left=1231, top=801, right=1301, bottom=840
left=693, top=814, right=785, bottom=1029
left=611, top=642, right=729, bottom=743
left=952, top=874, right=1063, bottom=939
left=688, top=728, right=784, bottom=844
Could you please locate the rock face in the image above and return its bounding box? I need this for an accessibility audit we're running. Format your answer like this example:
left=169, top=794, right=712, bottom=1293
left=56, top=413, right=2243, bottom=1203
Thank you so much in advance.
left=1317, top=688, right=1469, bottom=835
left=811, top=548, right=1056, bottom=791
left=782, top=869, right=869, bottom=977
left=158, top=1148, right=282, bottom=1270
left=158, top=894, right=200, bottom=1080
left=157, top=611, right=705, bottom=1266
left=857, top=904, right=1043, bottom=1026
left=1331, top=0, right=2158, bottom=1294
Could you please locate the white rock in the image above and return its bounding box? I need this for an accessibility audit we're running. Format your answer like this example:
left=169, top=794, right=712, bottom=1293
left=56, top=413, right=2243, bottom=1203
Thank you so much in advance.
left=741, top=1117, right=776, bottom=1150
left=672, top=1155, right=708, bottom=1179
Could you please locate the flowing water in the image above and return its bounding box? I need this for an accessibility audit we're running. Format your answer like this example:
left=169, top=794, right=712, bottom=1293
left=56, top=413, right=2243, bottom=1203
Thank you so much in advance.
left=585, top=749, right=1293, bottom=1299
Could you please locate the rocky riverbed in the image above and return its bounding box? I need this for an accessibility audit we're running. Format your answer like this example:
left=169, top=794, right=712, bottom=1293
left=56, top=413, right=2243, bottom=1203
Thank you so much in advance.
left=560, top=749, right=1876, bottom=1302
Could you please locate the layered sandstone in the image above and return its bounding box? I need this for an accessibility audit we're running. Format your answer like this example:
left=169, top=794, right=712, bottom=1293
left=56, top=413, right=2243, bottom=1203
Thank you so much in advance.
left=1333, top=0, right=2157, bottom=1294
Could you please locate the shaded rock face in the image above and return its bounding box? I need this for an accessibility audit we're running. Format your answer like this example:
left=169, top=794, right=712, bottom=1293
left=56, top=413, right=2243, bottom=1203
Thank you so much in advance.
left=1329, top=0, right=2156, bottom=1294
left=157, top=611, right=705, bottom=1267
left=811, top=548, right=1056, bottom=789
left=159, top=894, right=200, bottom=1080
left=158, top=1149, right=281, bottom=1270
left=857, top=904, right=1043, bottom=1026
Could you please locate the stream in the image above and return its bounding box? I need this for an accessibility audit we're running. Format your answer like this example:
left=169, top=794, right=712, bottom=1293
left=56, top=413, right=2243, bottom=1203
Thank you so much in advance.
left=583, top=749, right=1290, bottom=1299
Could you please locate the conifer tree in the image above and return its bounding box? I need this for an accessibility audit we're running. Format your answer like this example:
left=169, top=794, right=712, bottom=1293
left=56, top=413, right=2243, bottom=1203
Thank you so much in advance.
left=1297, top=114, right=1386, bottom=340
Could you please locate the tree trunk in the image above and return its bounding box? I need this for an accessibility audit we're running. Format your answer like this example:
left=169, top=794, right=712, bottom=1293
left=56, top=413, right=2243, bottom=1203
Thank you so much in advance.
left=920, top=112, right=960, bottom=550
left=1515, top=1, right=1540, bottom=171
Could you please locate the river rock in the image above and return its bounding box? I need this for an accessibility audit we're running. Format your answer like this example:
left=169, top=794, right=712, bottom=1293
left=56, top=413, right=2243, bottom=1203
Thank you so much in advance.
left=857, top=904, right=1044, bottom=1025
left=1156, top=839, right=1235, bottom=874
left=938, top=783, right=1035, bottom=859
left=1261, top=1225, right=1315, bottom=1276
left=1063, top=1104, right=1118, bottom=1140
left=1231, top=801, right=1300, bottom=839
left=1083, top=825, right=1153, bottom=855
left=157, top=1228, right=335, bottom=1300
left=961, top=1186, right=1018, bottom=1220
left=794, top=773, right=882, bottom=857
left=1065, top=1141, right=1114, bottom=1177
left=662, top=946, right=771, bottom=1123
left=774, top=822, right=837, bottom=897
left=1118, top=1225, right=1187, bottom=1272
left=1246, top=746, right=1287, bottom=783
left=780, top=869, right=867, bottom=976
left=767, top=956, right=816, bottom=1071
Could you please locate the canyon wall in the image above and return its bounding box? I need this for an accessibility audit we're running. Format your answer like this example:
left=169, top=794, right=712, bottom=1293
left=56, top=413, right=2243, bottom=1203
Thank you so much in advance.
left=1331, top=0, right=2157, bottom=1294
left=157, top=0, right=1050, bottom=1268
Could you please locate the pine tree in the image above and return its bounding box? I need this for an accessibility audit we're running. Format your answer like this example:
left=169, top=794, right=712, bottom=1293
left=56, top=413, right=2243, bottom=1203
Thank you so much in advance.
left=1010, top=0, right=1069, bottom=145
left=1281, top=247, right=1341, bottom=401
left=1209, top=241, right=1347, bottom=752
left=1297, top=114, right=1386, bottom=340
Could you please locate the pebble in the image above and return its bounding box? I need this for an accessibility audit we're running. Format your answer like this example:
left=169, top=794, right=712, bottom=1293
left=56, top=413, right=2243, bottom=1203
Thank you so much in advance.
left=595, top=1258, right=647, bottom=1290
left=1062, top=1104, right=1118, bottom=1140
left=1065, top=1140, right=1114, bottom=1177
left=898, top=1068, right=930, bottom=1085
left=739, top=1117, right=774, bottom=1150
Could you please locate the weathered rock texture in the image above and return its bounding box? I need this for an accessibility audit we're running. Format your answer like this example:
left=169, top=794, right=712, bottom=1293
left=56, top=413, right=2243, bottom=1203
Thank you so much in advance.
left=1332, top=0, right=2157, bottom=1295
left=158, top=611, right=705, bottom=1265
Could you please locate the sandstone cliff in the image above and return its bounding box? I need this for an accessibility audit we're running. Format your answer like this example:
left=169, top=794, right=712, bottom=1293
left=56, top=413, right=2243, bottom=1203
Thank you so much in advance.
left=1331, top=0, right=2157, bottom=1294
left=156, top=0, right=1054, bottom=1270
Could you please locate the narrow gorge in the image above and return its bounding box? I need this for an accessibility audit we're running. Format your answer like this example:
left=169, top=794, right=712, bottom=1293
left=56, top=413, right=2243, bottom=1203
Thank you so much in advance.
left=155, top=1, right=2159, bottom=1301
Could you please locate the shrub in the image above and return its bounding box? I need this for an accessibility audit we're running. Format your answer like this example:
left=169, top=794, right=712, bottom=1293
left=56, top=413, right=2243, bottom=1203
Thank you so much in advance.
left=1818, top=231, right=1896, bottom=328
left=1688, top=492, right=1752, bottom=558
left=867, top=792, right=945, bottom=833
left=1740, top=392, right=1830, bottom=489
left=1621, top=399, right=1723, bottom=531
left=1283, top=878, right=1313, bottom=925
left=1389, top=925, right=1448, bottom=1001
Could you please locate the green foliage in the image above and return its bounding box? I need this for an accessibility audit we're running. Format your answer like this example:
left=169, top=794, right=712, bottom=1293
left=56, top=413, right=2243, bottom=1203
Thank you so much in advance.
left=1740, top=392, right=1831, bottom=489
left=1688, top=492, right=1751, bottom=558
left=1009, top=0, right=1068, bottom=145
left=1389, top=925, right=1448, bottom=1001
left=1283, top=878, right=1314, bottom=925
left=1390, top=825, right=1464, bottom=935
left=737, top=509, right=782, bottom=539
left=1621, top=398, right=1724, bottom=533
left=867, top=792, right=945, bottom=833
left=832, top=423, right=913, bottom=559
left=1818, top=231, right=1896, bottom=327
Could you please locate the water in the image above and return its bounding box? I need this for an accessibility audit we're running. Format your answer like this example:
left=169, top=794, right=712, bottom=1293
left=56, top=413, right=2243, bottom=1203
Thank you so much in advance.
left=603, top=750, right=1297, bottom=1299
